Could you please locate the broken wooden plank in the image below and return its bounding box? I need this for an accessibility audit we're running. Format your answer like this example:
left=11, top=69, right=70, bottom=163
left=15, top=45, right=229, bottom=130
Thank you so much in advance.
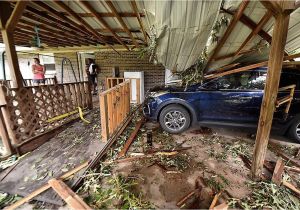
left=285, top=166, right=300, bottom=173
left=282, top=181, right=300, bottom=197
left=118, top=117, right=145, bottom=157
left=213, top=202, right=229, bottom=210
left=6, top=161, right=88, bottom=210
left=48, top=179, right=91, bottom=210
left=271, top=158, right=285, bottom=185
left=274, top=149, right=300, bottom=168
left=209, top=191, right=222, bottom=210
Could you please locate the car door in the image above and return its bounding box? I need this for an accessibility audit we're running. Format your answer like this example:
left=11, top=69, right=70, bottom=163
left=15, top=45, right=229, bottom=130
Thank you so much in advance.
left=194, top=71, right=266, bottom=123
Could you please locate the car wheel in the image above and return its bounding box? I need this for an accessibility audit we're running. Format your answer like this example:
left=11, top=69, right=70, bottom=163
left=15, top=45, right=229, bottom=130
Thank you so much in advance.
left=288, top=117, right=300, bottom=142
left=159, top=104, right=191, bottom=134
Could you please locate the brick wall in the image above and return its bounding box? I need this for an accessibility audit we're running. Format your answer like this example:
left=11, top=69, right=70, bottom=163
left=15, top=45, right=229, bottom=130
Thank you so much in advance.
left=54, top=52, right=81, bottom=83
left=95, top=51, right=165, bottom=91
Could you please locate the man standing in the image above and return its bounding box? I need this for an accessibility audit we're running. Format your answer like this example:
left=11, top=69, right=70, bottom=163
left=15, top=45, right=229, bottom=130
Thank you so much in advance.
left=87, top=58, right=99, bottom=94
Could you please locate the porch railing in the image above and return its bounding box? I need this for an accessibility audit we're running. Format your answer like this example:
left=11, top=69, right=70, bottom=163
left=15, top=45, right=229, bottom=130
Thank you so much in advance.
left=0, top=81, right=92, bottom=156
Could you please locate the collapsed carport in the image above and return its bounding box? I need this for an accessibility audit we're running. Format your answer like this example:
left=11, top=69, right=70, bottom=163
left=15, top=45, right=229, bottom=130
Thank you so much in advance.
left=0, top=0, right=300, bottom=209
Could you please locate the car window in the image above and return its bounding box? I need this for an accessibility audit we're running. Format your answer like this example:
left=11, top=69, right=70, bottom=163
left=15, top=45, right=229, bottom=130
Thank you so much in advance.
left=202, top=71, right=266, bottom=90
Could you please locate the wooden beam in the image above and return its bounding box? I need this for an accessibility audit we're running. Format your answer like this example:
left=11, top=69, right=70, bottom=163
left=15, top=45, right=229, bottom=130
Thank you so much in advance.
left=205, top=61, right=268, bottom=80
left=271, top=158, right=284, bottom=185
left=6, top=1, right=28, bottom=32
left=6, top=162, right=88, bottom=210
left=0, top=31, right=24, bottom=88
left=61, top=11, right=145, bottom=18
left=96, top=28, right=142, bottom=33
left=17, top=23, right=80, bottom=46
left=24, top=6, right=91, bottom=39
left=15, top=28, right=76, bottom=47
left=206, top=52, right=300, bottom=79
left=235, top=10, right=272, bottom=56
left=221, top=8, right=272, bottom=43
left=79, top=0, right=129, bottom=50
left=32, top=1, right=93, bottom=38
left=0, top=2, right=12, bottom=29
left=130, top=0, right=148, bottom=43
left=251, top=11, right=290, bottom=179
left=0, top=2, right=24, bottom=88
left=21, top=13, right=98, bottom=45
left=105, top=0, right=139, bottom=48
left=17, top=20, right=87, bottom=46
left=54, top=1, right=119, bottom=52
left=205, top=0, right=250, bottom=70
left=260, top=0, right=283, bottom=16
left=48, top=179, right=92, bottom=210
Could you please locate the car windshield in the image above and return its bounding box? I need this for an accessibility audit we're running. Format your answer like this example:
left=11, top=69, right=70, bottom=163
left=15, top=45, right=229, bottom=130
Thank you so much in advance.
left=201, top=71, right=267, bottom=90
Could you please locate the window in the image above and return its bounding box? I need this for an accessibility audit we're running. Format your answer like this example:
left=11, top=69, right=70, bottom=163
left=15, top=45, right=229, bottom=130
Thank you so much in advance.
left=202, top=71, right=267, bottom=90
left=41, top=54, right=55, bottom=64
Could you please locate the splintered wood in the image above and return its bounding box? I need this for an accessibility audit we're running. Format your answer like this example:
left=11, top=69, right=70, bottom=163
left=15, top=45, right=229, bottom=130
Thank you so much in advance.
left=6, top=161, right=88, bottom=210
left=48, top=179, right=91, bottom=210
left=118, top=118, right=144, bottom=157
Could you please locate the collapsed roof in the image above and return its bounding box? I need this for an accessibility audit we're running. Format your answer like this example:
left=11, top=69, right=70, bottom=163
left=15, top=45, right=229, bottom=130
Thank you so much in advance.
left=0, top=0, right=300, bottom=72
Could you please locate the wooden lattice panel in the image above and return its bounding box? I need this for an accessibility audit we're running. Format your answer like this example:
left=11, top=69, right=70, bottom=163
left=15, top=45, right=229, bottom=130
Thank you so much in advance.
left=1, top=82, right=92, bottom=145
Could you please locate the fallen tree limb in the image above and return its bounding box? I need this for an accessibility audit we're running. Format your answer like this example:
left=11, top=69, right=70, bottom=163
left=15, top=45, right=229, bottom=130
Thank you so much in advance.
left=48, top=179, right=92, bottom=210
left=213, top=202, right=228, bottom=210
left=118, top=118, right=145, bottom=158
left=5, top=161, right=88, bottom=210
left=176, top=189, right=197, bottom=207
left=282, top=181, right=300, bottom=197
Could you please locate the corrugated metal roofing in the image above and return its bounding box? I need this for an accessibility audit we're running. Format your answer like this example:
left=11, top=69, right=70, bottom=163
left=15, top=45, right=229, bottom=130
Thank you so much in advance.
left=2, top=0, right=300, bottom=72
left=140, top=0, right=222, bottom=71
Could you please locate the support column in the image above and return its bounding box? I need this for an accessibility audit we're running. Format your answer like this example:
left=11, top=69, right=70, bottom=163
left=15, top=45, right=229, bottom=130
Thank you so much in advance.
left=0, top=1, right=27, bottom=88
left=251, top=12, right=290, bottom=178
left=1, top=30, right=24, bottom=88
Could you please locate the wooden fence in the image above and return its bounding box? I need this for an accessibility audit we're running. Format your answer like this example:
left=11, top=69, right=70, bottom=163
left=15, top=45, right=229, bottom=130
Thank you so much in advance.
left=100, top=80, right=131, bottom=141
left=106, top=77, right=141, bottom=104
left=0, top=81, right=92, bottom=156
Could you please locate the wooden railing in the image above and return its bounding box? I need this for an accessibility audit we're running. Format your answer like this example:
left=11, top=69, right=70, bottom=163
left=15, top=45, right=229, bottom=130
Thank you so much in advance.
left=0, top=81, right=92, bottom=156
left=106, top=77, right=125, bottom=89
left=0, top=77, right=58, bottom=88
left=100, top=80, right=130, bottom=141
left=276, top=84, right=296, bottom=116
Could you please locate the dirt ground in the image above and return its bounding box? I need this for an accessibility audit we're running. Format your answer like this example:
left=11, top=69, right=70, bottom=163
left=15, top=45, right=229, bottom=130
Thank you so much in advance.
left=1, top=108, right=300, bottom=209
left=79, top=118, right=300, bottom=209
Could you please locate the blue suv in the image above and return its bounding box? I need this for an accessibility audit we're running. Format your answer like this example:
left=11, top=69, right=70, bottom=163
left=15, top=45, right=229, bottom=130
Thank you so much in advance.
left=143, top=68, right=300, bottom=142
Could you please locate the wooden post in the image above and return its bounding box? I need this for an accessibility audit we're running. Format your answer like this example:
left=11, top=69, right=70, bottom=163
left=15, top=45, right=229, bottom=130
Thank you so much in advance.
left=251, top=8, right=291, bottom=178
left=0, top=1, right=28, bottom=88
left=0, top=108, right=13, bottom=155
left=48, top=179, right=92, bottom=210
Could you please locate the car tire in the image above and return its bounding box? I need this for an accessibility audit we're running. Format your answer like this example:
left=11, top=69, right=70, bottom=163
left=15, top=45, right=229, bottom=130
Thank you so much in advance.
left=288, top=117, right=300, bottom=143
left=159, top=104, right=191, bottom=134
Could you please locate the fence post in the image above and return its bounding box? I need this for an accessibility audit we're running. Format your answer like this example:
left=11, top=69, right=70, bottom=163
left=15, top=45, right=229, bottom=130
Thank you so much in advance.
left=100, top=94, right=109, bottom=142
left=0, top=108, right=13, bottom=155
